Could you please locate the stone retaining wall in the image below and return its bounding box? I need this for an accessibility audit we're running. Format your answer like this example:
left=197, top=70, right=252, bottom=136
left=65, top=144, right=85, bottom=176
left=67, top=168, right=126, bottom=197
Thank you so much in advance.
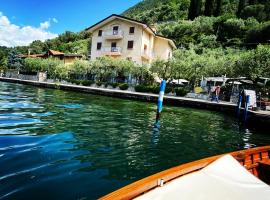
left=3, top=70, right=47, bottom=81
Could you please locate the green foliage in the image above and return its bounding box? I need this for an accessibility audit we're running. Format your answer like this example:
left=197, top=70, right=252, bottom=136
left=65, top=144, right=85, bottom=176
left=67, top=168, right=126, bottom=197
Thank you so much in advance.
left=123, top=0, right=189, bottom=23
left=119, top=83, right=129, bottom=90
left=7, top=50, right=23, bottom=70
left=234, top=45, right=270, bottom=79
left=134, top=85, right=159, bottom=94
left=23, top=58, right=61, bottom=78
left=111, top=82, right=119, bottom=88
left=240, top=4, right=267, bottom=22
left=217, top=18, right=246, bottom=45
left=188, top=0, right=202, bottom=20
left=29, top=40, right=45, bottom=54
left=69, top=59, right=91, bottom=77
left=53, top=63, right=71, bottom=80
left=245, top=20, right=270, bottom=45
left=23, top=58, right=43, bottom=72
left=150, top=59, right=174, bottom=80
left=0, top=47, right=8, bottom=70
left=80, top=80, right=94, bottom=86
left=175, top=87, right=189, bottom=96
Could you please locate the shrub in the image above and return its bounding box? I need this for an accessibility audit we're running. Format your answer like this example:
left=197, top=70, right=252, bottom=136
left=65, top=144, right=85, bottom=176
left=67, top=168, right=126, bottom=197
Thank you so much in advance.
left=134, top=85, right=160, bottom=94
left=111, top=82, right=119, bottom=88
left=81, top=80, right=94, bottom=86
left=135, top=85, right=150, bottom=93
left=119, top=83, right=129, bottom=90
left=175, top=87, right=189, bottom=97
left=150, top=86, right=160, bottom=94
left=165, top=86, right=173, bottom=94
left=69, top=79, right=81, bottom=85
left=96, top=81, right=103, bottom=86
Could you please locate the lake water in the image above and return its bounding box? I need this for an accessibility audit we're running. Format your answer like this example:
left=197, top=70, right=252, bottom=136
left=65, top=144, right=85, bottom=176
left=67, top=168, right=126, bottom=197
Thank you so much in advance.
left=0, top=82, right=269, bottom=200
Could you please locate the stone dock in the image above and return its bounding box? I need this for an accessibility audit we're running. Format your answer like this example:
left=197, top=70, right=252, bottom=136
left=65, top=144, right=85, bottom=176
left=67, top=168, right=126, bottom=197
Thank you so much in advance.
left=0, top=77, right=269, bottom=128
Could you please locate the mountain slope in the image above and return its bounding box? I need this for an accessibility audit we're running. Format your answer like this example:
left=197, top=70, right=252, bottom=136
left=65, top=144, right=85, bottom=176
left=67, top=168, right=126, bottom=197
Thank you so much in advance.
left=123, top=0, right=270, bottom=48
left=123, top=0, right=190, bottom=24
left=123, top=0, right=270, bottom=24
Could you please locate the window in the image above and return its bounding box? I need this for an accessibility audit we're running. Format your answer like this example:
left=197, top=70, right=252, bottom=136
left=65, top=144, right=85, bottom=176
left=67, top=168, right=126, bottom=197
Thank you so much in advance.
left=111, top=42, right=117, bottom=52
left=144, top=44, right=147, bottom=50
left=129, top=27, right=135, bottom=34
left=127, top=41, right=134, bottom=49
left=97, top=42, right=102, bottom=50
left=113, top=26, right=119, bottom=35
left=98, top=30, right=102, bottom=37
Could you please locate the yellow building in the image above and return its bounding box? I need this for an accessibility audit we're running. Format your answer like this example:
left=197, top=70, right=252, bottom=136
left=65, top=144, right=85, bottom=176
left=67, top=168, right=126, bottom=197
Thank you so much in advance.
left=20, top=50, right=83, bottom=64
left=86, top=14, right=176, bottom=64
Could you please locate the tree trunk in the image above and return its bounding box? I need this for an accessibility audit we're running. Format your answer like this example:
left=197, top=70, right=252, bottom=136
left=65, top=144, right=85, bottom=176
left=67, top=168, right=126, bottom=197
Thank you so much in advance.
left=237, top=0, right=246, bottom=17
left=248, top=0, right=257, bottom=5
left=214, top=0, right=223, bottom=16
left=204, top=0, right=215, bottom=16
left=188, top=0, right=202, bottom=20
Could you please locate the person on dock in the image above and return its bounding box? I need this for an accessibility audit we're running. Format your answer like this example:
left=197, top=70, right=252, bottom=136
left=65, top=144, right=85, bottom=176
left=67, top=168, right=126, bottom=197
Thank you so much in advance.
left=211, top=86, right=221, bottom=103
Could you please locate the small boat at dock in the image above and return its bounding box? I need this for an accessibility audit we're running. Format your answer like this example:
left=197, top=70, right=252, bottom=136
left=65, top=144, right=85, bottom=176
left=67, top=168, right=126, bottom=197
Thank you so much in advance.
left=99, top=146, right=270, bottom=200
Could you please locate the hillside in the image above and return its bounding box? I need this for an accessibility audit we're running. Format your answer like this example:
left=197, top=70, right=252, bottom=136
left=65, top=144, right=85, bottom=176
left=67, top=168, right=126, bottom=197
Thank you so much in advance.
left=124, top=0, right=270, bottom=23
left=123, top=0, right=190, bottom=24
left=1, top=0, right=270, bottom=68
left=124, top=0, right=270, bottom=48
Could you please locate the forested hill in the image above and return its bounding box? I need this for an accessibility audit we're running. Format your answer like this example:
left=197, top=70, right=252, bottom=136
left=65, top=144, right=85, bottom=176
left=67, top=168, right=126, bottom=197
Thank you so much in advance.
left=124, top=0, right=270, bottom=24
left=123, top=0, right=190, bottom=23
left=1, top=0, right=270, bottom=68
left=123, top=0, right=270, bottom=48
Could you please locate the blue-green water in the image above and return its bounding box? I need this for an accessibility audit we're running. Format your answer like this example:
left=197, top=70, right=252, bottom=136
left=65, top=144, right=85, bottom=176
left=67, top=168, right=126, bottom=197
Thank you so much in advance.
left=0, top=82, right=269, bottom=200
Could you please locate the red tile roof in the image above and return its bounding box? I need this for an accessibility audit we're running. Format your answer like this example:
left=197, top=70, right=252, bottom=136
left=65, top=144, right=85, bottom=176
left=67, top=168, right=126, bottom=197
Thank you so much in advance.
left=48, top=49, right=65, bottom=55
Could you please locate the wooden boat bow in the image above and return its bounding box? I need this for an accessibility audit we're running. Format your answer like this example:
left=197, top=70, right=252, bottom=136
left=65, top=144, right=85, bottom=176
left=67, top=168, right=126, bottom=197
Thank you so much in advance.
left=99, top=146, right=270, bottom=200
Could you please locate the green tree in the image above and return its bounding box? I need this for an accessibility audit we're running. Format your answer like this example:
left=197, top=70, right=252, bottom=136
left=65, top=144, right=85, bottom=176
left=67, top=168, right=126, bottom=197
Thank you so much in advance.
left=7, top=50, right=23, bottom=70
left=29, top=40, right=45, bottom=54
left=188, top=0, right=202, bottom=20
left=237, top=0, right=246, bottom=17
left=214, top=0, right=223, bottom=16
left=204, top=0, right=215, bottom=16
left=241, top=4, right=266, bottom=21
left=150, top=59, right=173, bottom=80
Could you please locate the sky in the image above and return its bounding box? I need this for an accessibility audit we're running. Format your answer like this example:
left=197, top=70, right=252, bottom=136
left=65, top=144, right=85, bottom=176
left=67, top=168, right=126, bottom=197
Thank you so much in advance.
left=0, top=0, right=141, bottom=47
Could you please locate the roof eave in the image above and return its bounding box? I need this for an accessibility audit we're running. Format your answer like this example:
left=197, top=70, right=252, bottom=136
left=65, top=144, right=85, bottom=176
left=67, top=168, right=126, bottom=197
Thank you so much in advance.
left=86, top=14, right=156, bottom=35
left=156, top=35, right=177, bottom=49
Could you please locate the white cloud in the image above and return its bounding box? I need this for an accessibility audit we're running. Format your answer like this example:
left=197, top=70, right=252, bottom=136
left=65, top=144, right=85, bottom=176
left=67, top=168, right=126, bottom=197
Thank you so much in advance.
left=0, top=13, right=58, bottom=47
left=40, top=21, right=50, bottom=29
left=52, top=18, right=58, bottom=23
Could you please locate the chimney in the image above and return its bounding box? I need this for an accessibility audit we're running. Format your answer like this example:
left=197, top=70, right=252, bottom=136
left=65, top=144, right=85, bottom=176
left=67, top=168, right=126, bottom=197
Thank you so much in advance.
left=28, top=48, right=32, bottom=56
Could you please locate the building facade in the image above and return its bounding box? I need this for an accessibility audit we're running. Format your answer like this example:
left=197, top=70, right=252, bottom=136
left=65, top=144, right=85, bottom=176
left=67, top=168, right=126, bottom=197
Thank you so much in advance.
left=87, top=14, right=176, bottom=64
left=20, top=50, right=83, bottom=64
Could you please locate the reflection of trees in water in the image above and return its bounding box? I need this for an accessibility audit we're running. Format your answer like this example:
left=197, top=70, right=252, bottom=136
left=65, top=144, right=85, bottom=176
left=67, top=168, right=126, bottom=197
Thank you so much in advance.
left=2, top=82, right=270, bottom=183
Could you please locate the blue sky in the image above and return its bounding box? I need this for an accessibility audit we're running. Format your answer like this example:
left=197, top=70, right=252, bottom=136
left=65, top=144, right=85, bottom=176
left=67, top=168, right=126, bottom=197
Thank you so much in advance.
left=0, top=0, right=141, bottom=46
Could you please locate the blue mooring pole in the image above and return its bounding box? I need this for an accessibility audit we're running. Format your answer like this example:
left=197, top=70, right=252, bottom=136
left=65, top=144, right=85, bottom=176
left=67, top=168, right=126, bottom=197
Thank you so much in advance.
left=244, top=95, right=250, bottom=123
left=237, top=95, right=242, bottom=118
left=156, top=80, right=166, bottom=123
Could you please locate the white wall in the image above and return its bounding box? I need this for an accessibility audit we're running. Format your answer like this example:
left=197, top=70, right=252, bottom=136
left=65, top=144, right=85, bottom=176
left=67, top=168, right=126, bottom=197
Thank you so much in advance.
left=90, top=18, right=174, bottom=64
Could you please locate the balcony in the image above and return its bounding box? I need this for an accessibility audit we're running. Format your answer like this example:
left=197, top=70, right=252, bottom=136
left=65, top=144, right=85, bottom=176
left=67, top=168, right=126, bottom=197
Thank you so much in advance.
left=103, top=30, right=123, bottom=40
left=102, top=47, right=122, bottom=56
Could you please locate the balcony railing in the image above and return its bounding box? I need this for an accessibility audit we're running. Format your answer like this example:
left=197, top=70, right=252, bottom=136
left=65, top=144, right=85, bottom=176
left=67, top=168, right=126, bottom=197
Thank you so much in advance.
left=101, top=47, right=122, bottom=56
left=103, top=30, right=123, bottom=39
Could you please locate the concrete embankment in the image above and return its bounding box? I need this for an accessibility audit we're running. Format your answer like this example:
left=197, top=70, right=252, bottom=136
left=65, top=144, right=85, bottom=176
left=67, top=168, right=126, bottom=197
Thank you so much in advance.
left=0, top=77, right=269, bottom=128
left=0, top=77, right=236, bottom=112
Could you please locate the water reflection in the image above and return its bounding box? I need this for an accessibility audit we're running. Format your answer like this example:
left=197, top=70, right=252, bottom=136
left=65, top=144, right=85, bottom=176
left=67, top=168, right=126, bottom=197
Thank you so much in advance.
left=151, top=121, right=161, bottom=145
left=0, top=81, right=269, bottom=200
